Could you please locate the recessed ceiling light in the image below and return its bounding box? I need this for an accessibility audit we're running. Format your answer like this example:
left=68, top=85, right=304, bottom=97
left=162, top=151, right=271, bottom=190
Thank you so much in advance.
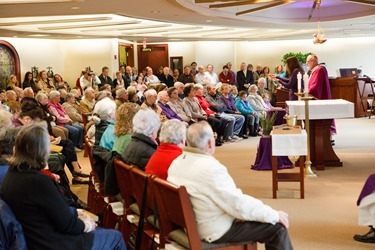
left=28, top=34, right=50, bottom=37
left=206, top=20, right=212, bottom=23
left=150, top=10, right=160, bottom=14
left=71, top=6, right=80, bottom=10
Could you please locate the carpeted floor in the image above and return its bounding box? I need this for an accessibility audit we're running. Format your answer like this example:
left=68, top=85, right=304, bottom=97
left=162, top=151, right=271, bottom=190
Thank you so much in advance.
left=72, top=117, right=375, bottom=249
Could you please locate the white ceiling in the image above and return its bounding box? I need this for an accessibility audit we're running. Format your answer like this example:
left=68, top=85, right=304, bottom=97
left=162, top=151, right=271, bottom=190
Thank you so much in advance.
left=0, top=0, right=374, bottom=41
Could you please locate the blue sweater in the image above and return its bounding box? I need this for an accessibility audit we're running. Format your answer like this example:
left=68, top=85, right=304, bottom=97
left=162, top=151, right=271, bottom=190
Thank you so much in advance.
left=235, top=98, right=255, bottom=115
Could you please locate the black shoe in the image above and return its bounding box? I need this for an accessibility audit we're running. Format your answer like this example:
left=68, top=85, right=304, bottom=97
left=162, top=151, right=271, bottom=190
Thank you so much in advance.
left=240, top=135, right=249, bottom=139
left=72, top=178, right=90, bottom=185
left=215, top=140, right=223, bottom=147
left=354, top=229, right=375, bottom=243
left=72, top=171, right=90, bottom=178
left=76, top=199, right=90, bottom=210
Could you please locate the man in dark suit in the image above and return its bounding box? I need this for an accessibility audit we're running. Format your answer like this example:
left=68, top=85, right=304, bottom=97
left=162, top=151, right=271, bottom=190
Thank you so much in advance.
left=159, top=67, right=174, bottom=87
left=98, top=66, right=113, bottom=88
left=237, top=62, right=254, bottom=92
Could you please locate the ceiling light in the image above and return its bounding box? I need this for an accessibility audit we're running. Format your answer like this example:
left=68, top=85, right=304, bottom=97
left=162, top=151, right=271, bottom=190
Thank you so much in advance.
left=71, top=6, right=80, bottom=10
left=206, top=20, right=212, bottom=23
left=39, top=21, right=139, bottom=30
left=0, top=17, right=111, bottom=26
left=28, top=34, right=50, bottom=37
left=150, top=11, right=160, bottom=14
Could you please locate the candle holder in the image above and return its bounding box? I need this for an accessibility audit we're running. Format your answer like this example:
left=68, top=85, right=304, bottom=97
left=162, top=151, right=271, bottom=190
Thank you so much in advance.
left=301, top=96, right=317, bottom=178
left=294, top=92, right=304, bottom=101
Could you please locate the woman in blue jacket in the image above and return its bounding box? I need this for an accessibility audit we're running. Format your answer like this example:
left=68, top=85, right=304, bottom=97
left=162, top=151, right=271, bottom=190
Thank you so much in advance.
left=235, top=91, right=260, bottom=137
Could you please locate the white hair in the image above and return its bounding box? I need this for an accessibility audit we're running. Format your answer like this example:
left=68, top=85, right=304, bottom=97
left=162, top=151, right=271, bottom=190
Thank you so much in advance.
left=159, top=119, right=186, bottom=145
left=157, top=90, right=168, bottom=101
left=24, top=87, right=33, bottom=94
left=116, top=88, right=127, bottom=98
left=258, top=77, right=266, bottom=84
left=133, top=108, right=160, bottom=137
left=174, top=82, right=184, bottom=88
left=93, top=97, right=116, bottom=121
left=84, top=87, right=94, bottom=96
left=49, top=90, right=60, bottom=99
left=186, top=121, right=214, bottom=151
left=35, top=92, right=48, bottom=102
left=248, top=84, right=258, bottom=94
left=193, top=83, right=203, bottom=91
left=0, top=109, right=13, bottom=138
left=144, top=89, right=157, bottom=98
left=65, top=93, right=75, bottom=101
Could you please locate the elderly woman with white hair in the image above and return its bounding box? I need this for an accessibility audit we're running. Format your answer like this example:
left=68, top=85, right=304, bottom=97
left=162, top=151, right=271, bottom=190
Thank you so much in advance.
left=48, top=90, right=84, bottom=150
left=35, top=92, right=69, bottom=140
left=140, top=88, right=167, bottom=122
left=62, top=93, right=83, bottom=126
left=145, top=119, right=186, bottom=180
left=80, top=87, right=96, bottom=114
left=122, top=108, right=161, bottom=170
left=247, top=84, right=270, bottom=117
left=92, top=91, right=116, bottom=122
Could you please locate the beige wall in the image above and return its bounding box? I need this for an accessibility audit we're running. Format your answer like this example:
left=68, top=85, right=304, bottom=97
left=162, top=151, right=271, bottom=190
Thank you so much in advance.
left=2, top=37, right=374, bottom=89
left=168, top=42, right=196, bottom=69
left=63, top=39, right=120, bottom=85
left=235, top=37, right=375, bottom=77
left=1, top=37, right=134, bottom=87
left=168, top=41, right=235, bottom=73
left=1, top=38, right=65, bottom=81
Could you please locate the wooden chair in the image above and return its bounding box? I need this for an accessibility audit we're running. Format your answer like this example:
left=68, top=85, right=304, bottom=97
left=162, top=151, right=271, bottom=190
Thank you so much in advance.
left=128, top=168, right=159, bottom=249
left=85, top=136, right=100, bottom=214
left=151, top=177, right=257, bottom=250
left=114, top=158, right=139, bottom=243
left=82, top=113, right=89, bottom=157
left=84, top=136, right=107, bottom=220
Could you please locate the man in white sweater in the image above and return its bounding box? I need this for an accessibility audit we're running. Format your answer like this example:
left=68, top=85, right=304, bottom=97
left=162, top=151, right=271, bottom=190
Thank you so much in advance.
left=168, top=121, right=293, bottom=249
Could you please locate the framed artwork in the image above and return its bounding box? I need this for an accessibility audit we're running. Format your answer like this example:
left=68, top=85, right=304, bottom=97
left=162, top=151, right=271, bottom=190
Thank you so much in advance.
left=170, top=56, right=183, bottom=74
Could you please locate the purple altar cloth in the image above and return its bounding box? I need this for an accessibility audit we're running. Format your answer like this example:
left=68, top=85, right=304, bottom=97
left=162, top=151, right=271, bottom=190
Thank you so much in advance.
left=357, top=174, right=375, bottom=206
left=267, top=109, right=286, bottom=126
left=251, top=137, right=294, bottom=171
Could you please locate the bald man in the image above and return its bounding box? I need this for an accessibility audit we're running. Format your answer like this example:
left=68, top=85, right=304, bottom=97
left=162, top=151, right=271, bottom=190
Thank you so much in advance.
left=306, top=54, right=332, bottom=100
left=306, top=54, right=336, bottom=134
left=168, top=122, right=293, bottom=249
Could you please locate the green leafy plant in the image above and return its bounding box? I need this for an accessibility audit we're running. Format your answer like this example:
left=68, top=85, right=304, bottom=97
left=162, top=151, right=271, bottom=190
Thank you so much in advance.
left=260, top=111, right=278, bottom=136
left=281, top=52, right=313, bottom=65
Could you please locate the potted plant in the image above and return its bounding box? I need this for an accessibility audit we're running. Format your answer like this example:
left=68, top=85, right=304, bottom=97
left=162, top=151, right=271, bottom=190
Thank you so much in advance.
left=281, top=52, right=312, bottom=65
left=260, top=111, right=278, bottom=137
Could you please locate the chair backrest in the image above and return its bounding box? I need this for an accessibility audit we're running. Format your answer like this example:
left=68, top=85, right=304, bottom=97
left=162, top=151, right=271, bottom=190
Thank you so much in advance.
left=151, top=177, right=202, bottom=249
left=129, top=168, right=157, bottom=219
left=113, top=158, right=136, bottom=209
left=84, top=136, right=94, bottom=168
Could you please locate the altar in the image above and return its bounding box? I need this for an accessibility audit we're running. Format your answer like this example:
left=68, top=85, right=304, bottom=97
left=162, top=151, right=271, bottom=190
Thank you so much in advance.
left=286, top=99, right=354, bottom=170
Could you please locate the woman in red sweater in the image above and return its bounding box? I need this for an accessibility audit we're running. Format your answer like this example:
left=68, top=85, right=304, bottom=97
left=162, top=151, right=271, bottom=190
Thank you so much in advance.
left=145, top=119, right=186, bottom=180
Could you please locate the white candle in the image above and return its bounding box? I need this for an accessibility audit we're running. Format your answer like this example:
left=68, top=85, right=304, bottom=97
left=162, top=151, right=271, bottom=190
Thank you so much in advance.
left=303, top=73, right=309, bottom=94
left=297, top=72, right=302, bottom=93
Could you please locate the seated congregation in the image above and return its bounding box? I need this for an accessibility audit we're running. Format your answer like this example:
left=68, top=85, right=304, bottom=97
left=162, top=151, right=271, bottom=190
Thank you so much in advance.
left=0, top=58, right=327, bottom=249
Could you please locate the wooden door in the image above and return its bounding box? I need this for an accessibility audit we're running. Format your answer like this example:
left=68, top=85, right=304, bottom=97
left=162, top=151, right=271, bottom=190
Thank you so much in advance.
left=118, top=43, right=134, bottom=68
left=137, top=44, right=168, bottom=75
